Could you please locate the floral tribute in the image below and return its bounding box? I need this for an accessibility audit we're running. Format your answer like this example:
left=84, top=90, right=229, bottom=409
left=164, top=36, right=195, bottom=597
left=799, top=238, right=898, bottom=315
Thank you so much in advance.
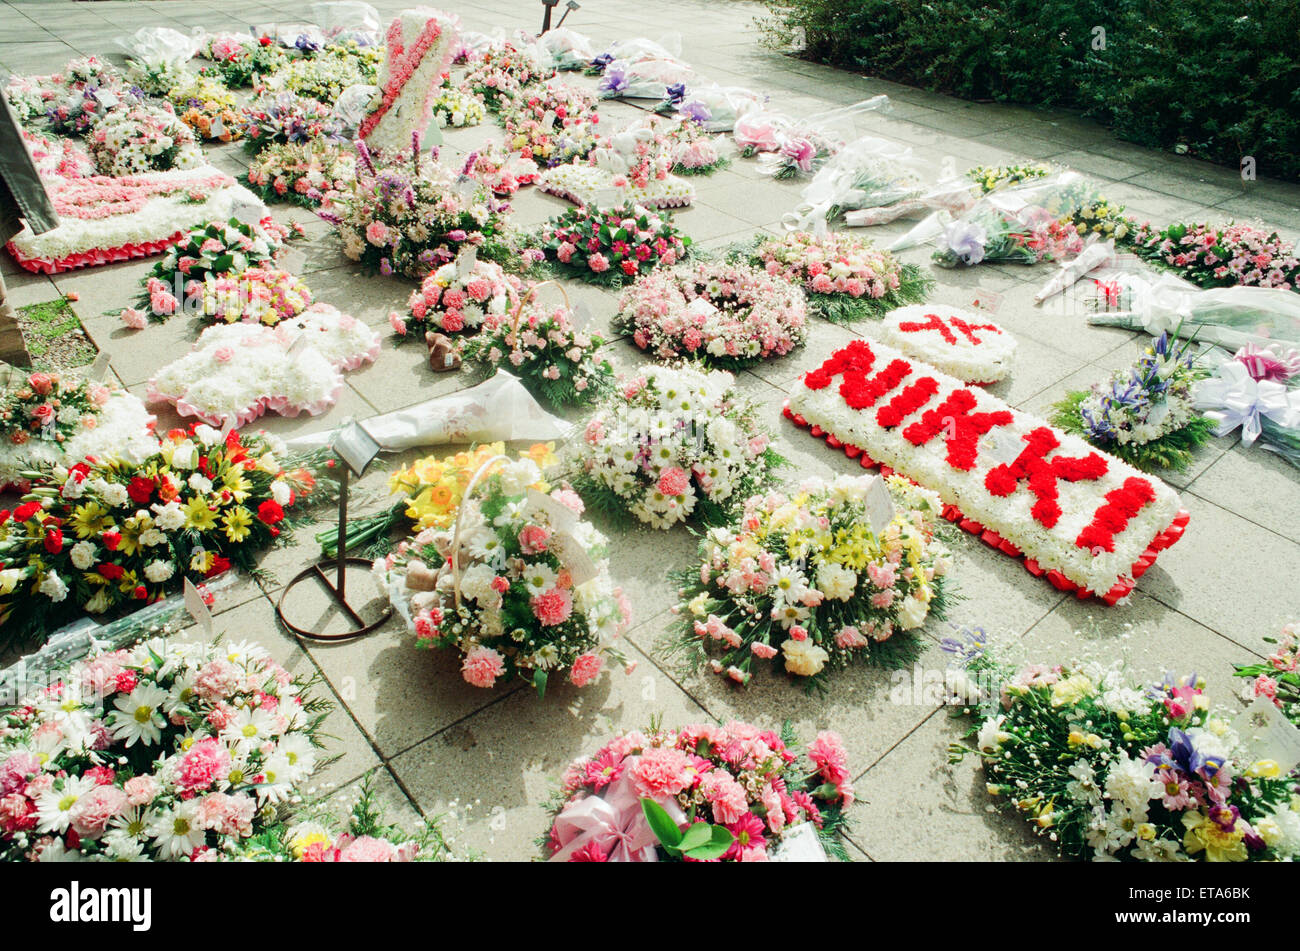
left=948, top=639, right=1300, bottom=862
left=539, top=202, right=690, bottom=286
left=614, top=261, right=807, bottom=369
left=461, top=146, right=539, bottom=198
left=934, top=208, right=1083, bottom=269
left=745, top=231, right=929, bottom=324
left=0, top=372, right=158, bottom=489
left=277, top=47, right=378, bottom=104
left=667, top=474, right=952, bottom=688
left=0, top=635, right=334, bottom=862
left=1236, top=621, right=1300, bottom=730
left=498, top=78, right=600, bottom=167
left=459, top=288, right=613, bottom=407
left=240, top=92, right=346, bottom=154
left=87, top=107, right=204, bottom=177
left=357, top=10, right=458, bottom=155
left=464, top=44, right=555, bottom=112
left=374, top=446, right=630, bottom=697
left=193, top=266, right=314, bottom=329
left=1128, top=220, right=1300, bottom=292
left=542, top=721, right=853, bottom=861
left=168, top=74, right=243, bottom=143
left=431, top=84, right=486, bottom=129
left=397, top=255, right=522, bottom=337
left=323, top=139, right=511, bottom=279
left=785, top=337, right=1190, bottom=602
left=0, top=426, right=320, bottom=646
left=147, top=304, right=380, bottom=427
left=198, top=33, right=289, bottom=87
left=4, top=168, right=248, bottom=276
left=538, top=119, right=695, bottom=210
left=572, top=364, right=782, bottom=529
left=1052, top=332, right=1214, bottom=473
left=244, top=139, right=357, bottom=208
left=873, top=305, right=1017, bottom=384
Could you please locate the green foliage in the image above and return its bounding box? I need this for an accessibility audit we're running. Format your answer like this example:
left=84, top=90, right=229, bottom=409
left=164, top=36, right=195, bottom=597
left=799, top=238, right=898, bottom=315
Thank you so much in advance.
left=760, top=0, right=1300, bottom=179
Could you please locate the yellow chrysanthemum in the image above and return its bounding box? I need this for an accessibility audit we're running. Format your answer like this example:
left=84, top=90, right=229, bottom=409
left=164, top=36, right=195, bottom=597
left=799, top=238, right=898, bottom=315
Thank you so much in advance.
left=222, top=506, right=253, bottom=543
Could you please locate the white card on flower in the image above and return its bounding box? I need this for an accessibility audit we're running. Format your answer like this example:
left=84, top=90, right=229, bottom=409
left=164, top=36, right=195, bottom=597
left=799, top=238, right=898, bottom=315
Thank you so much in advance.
left=210, top=116, right=226, bottom=138
left=769, top=822, right=827, bottom=863
left=984, top=427, right=1024, bottom=466
left=184, top=578, right=214, bottom=639
left=591, top=186, right=622, bottom=209
left=88, top=350, right=112, bottom=381
left=454, top=246, right=479, bottom=279
left=1233, top=697, right=1300, bottom=776
left=230, top=194, right=265, bottom=226
left=542, top=109, right=557, bottom=128
left=685, top=297, right=719, bottom=320
left=525, top=487, right=578, bottom=533
left=865, top=474, right=895, bottom=534
left=549, top=531, right=598, bottom=587
left=97, top=90, right=120, bottom=110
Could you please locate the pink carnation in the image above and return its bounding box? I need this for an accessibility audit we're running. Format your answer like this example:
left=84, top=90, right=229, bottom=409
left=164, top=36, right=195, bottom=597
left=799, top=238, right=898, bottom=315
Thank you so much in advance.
left=657, top=466, right=690, bottom=497
left=699, top=770, right=749, bottom=824
left=461, top=647, right=505, bottom=688
left=120, top=307, right=147, bottom=330
left=569, top=652, right=604, bottom=687
left=531, top=586, right=574, bottom=626
left=336, top=835, right=398, bottom=862
left=69, top=784, right=128, bottom=838
left=629, top=747, right=693, bottom=799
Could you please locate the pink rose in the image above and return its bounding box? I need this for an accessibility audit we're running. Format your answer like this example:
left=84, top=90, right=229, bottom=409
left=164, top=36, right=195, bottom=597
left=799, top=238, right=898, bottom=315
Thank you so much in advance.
left=27, top=372, right=53, bottom=396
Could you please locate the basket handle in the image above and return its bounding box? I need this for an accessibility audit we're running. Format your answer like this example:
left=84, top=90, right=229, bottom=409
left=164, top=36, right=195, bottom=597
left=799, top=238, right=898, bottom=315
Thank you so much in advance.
left=506, top=279, right=572, bottom=340
left=449, top=452, right=511, bottom=610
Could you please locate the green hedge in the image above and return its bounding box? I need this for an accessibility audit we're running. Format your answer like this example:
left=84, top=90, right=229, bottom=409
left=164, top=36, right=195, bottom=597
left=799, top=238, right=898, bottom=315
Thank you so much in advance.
left=760, top=0, right=1300, bottom=180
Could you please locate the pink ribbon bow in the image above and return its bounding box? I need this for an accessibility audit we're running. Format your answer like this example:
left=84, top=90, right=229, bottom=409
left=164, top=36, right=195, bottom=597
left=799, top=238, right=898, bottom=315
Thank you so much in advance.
left=548, top=771, right=685, bottom=862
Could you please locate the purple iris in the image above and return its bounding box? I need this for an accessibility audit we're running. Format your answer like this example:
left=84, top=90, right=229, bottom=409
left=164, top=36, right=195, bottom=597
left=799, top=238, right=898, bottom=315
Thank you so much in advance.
left=590, top=52, right=613, bottom=71
left=940, top=220, right=988, bottom=266
left=939, top=626, right=988, bottom=666
left=1165, top=727, right=1226, bottom=782
left=295, top=35, right=320, bottom=53
left=598, top=67, right=628, bottom=95
left=665, top=83, right=687, bottom=104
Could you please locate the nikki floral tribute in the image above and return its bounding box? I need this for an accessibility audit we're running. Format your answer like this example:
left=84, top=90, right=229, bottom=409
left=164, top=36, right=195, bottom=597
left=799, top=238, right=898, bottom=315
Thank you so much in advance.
left=872, top=305, right=1017, bottom=385
left=666, top=473, right=952, bottom=688
left=785, top=337, right=1190, bottom=602
left=947, top=637, right=1300, bottom=862
left=614, top=260, right=808, bottom=369
left=0, top=635, right=333, bottom=862
left=375, top=446, right=631, bottom=697
left=572, top=364, right=782, bottom=529
left=542, top=721, right=853, bottom=861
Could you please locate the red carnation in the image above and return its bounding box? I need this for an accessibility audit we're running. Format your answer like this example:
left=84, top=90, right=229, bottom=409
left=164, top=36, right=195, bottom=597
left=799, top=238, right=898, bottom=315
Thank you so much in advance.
left=13, top=501, right=41, bottom=522
left=102, top=530, right=122, bottom=551
left=127, top=476, right=155, bottom=505
left=206, top=555, right=231, bottom=578
left=43, top=528, right=63, bottom=555
left=133, top=586, right=148, bottom=600
left=97, top=563, right=125, bottom=580
left=257, top=500, right=284, bottom=525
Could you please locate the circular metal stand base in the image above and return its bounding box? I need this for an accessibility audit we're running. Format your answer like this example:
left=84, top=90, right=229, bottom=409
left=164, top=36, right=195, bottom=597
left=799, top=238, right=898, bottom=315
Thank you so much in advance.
left=276, top=557, right=393, bottom=642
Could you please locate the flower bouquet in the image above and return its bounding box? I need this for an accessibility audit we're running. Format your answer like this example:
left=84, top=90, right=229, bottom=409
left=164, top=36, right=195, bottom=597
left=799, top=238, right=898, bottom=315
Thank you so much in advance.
left=499, top=78, right=601, bottom=167
left=666, top=83, right=764, bottom=134
left=615, top=260, right=807, bottom=369
left=1128, top=220, right=1300, bottom=292
left=597, top=58, right=694, bottom=101
left=666, top=474, right=950, bottom=688
left=459, top=281, right=613, bottom=407
left=1235, top=621, right=1300, bottom=729
left=966, top=162, right=1054, bottom=194
left=1192, top=346, right=1300, bottom=467
left=431, top=84, right=486, bottom=129
left=538, top=202, right=691, bottom=287
left=0, top=426, right=321, bottom=646
left=198, top=34, right=288, bottom=87
left=571, top=364, right=782, bottom=529
left=0, top=635, right=334, bottom=862
left=783, top=135, right=933, bottom=230
left=1052, top=331, right=1214, bottom=473
left=166, top=74, right=243, bottom=143
left=194, top=266, right=315, bottom=328
left=276, top=47, right=378, bottom=102
left=138, top=216, right=300, bottom=321
left=463, top=45, right=555, bottom=112
left=0, top=372, right=158, bottom=488
left=528, top=27, right=596, bottom=72
left=147, top=303, right=379, bottom=427
left=948, top=644, right=1300, bottom=862
left=123, top=57, right=190, bottom=98
left=241, top=92, right=348, bottom=155
left=744, top=231, right=930, bottom=324
left=245, top=138, right=358, bottom=208
left=398, top=254, right=522, bottom=337
left=87, top=107, right=204, bottom=177
left=461, top=146, right=539, bottom=198
left=932, top=208, right=1083, bottom=269
left=542, top=721, right=852, bottom=861
left=323, top=139, right=512, bottom=279
left=374, top=446, right=630, bottom=697
left=229, top=771, right=457, bottom=862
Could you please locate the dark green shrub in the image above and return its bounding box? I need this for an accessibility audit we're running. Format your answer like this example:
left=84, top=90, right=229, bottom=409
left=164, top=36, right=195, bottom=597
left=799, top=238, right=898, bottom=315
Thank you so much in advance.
left=760, top=0, right=1300, bottom=179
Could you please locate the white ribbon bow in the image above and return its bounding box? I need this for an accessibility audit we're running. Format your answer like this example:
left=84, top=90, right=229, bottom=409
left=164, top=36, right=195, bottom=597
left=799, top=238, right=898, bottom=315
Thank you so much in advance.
left=1193, top=360, right=1300, bottom=445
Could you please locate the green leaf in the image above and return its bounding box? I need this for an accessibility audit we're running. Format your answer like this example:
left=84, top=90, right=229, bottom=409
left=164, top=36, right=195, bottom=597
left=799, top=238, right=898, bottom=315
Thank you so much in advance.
left=677, top=821, right=713, bottom=852
left=210, top=252, right=234, bottom=273
left=640, top=797, right=683, bottom=850
left=532, top=668, right=547, bottom=700
left=684, top=825, right=734, bottom=860
left=812, top=782, right=840, bottom=799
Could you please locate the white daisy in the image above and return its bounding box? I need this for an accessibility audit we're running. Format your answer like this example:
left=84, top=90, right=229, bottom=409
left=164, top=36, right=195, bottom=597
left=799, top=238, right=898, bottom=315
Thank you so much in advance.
left=108, top=683, right=169, bottom=747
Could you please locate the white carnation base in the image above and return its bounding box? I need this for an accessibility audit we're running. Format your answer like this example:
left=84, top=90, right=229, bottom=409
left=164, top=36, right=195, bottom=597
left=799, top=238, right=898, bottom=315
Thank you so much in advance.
left=539, top=163, right=694, bottom=209
left=871, top=305, right=1017, bottom=384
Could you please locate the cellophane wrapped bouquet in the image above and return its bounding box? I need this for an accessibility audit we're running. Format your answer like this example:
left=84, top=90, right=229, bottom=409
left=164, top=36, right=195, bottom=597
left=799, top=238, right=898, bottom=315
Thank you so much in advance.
left=241, top=92, right=347, bottom=154
left=1235, top=621, right=1300, bottom=730
left=541, top=721, right=853, bottom=861
left=375, top=446, right=631, bottom=697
